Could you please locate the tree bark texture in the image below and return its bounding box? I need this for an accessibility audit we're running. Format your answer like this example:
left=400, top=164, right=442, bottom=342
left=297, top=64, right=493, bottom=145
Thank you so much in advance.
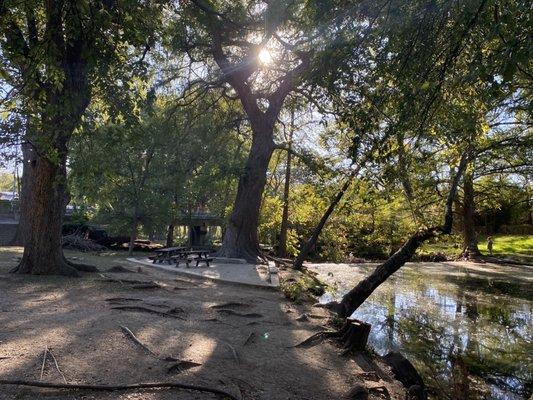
left=12, top=0, right=91, bottom=275
left=166, top=224, right=174, bottom=247
left=9, top=142, right=33, bottom=246
left=11, top=151, right=78, bottom=276
left=128, top=219, right=139, bottom=256
left=218, top=128, right=274, bottom=262
left=462, top=167, right=480, bottom=257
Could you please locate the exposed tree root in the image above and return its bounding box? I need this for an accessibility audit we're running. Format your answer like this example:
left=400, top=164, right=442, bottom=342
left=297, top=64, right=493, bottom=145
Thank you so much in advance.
left=243, top=332, right=256, bottom=346
left=119, top=326, right=185, bottom=363
left=215, top=309, right=262, bottom=318
left=107, top=265, right=133, bottom=273
left=223, top=342, right=239, bottom=363
left=120, top=326, right=202, bottom=375
left=131, top=282, right=164, bottom=290
left=202, top=318, right=239, bottom=328
left=105, top=297, right=142, bottom=303
left=120, top=325, right=172, bottom=361
left=290, top=330, right=339, bottom=348
left=64, top=258, right=99, bottom=273
left=10, top=259, right=79, bottom=277
left=47, top=348, right=67, bottom=384
left=291, top=319, right=370, bottom=353
left=111, top=306, right=185, bottom=320
left=100, top=275, right=164, bottom=289
left=210, top=302, right=251, bottom=309
left=40, top=348, right=47, bottom=380
left=0, top=380, right=239, bottom=399
left=167, top=361, right=202, bottom=374
left=174, top=277, right=199, bottom=286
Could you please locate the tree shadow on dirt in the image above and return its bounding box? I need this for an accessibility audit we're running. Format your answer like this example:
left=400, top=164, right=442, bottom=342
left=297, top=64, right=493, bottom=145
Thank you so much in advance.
left=0, top=249, right=402, bottom=399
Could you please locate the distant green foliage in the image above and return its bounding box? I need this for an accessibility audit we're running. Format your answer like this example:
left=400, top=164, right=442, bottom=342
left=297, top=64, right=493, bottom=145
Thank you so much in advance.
left=0, top=172, right=14, bottom=191
left=70, top=91, right=245, bottom=238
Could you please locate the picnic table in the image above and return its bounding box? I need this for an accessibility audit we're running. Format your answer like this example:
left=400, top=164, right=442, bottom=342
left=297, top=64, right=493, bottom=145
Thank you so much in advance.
left=150, top=247, right=213, bottom=267
left=170, top=249, right=213, bottom=268
left=151, top=247, right=186, bottom=264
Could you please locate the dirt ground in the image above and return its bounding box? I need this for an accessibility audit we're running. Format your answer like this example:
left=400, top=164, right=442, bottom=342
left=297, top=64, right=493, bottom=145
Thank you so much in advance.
left=0, top=247, right=405, bottom=400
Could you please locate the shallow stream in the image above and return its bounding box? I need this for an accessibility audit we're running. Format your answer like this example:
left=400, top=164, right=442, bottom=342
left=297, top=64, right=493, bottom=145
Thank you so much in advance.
left=311, top=262, right=532, bottom=400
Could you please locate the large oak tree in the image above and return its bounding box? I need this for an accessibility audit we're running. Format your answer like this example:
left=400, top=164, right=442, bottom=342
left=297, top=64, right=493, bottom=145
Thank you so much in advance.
left=0, top=0, right=163, bottom=275
left=172, top=0, right=347, bottom=261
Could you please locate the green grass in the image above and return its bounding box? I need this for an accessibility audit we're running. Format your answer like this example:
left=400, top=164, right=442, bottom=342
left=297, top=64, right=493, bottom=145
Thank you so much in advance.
left=477, top=234, right=533, bottom=256
left=421, top=234, right=533, bottom=258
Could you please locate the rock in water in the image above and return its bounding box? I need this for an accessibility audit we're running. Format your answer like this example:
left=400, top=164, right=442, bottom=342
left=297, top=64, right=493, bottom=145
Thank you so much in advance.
left=382, top=351, right=426, bottom=399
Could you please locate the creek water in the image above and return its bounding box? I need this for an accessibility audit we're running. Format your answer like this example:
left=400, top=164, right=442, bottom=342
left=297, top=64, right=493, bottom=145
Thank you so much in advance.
left=310, top=262, right=532, bottom=400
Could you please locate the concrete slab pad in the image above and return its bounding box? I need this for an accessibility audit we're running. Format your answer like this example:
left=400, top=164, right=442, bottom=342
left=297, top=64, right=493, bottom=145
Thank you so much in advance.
left=127, top=257, right=279, bottom=290
left=212, top=257, right=247, bottom=264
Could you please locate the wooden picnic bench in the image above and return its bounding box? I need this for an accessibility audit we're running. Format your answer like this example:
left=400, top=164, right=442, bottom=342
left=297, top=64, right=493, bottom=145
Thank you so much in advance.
left=151, top=247, right=186, bottom=264
left=170, top=249, right=213, bottom=267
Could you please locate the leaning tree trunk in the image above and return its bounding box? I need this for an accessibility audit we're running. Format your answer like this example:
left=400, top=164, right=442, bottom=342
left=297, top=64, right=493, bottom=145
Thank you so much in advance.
left=293, top=172, right=355, bottom=269
left=462, top=169, right=480, bottom=257
left=338, top=228, right=437, bottom=318
left=337, top=152, right=469, bottom=319
left=278, top=112, right=294, bottom=258
left=11, top=151, right=78, bottom=276
left=218, top=128, right=274, bottom=262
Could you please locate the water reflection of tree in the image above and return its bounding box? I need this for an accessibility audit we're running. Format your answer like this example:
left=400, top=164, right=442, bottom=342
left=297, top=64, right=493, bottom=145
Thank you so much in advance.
left=385, top=290, right=396, bottom=351
left=347, top=267, right=531, bottom=399
left=394, top=286, right=531, bottom=399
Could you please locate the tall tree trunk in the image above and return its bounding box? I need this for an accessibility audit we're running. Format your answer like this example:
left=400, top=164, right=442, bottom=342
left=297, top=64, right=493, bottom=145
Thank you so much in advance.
left=218, top=128, right=274, bottom=262
left=9, top=142, right=33, bottom=246
left=278, top=111, right=294, bottom=258
left=462, top=168, right=480, bottom=257
left=128, top=219, right=138, bottom=255
left=337, top=153, right=469, bottom=318
left=293, top=172, right=356, bottom=270
left=11, top=152, right=78, bottom=276
left=208, top=23, right=309, bottom=263
left=166, top=224, right=174, bottom=247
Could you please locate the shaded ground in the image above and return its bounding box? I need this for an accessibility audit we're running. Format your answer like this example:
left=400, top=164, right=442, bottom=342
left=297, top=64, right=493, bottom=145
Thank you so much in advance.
left=0, top=247, right=405, bottom=400
left=130, top=257, right=277, bottom=289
